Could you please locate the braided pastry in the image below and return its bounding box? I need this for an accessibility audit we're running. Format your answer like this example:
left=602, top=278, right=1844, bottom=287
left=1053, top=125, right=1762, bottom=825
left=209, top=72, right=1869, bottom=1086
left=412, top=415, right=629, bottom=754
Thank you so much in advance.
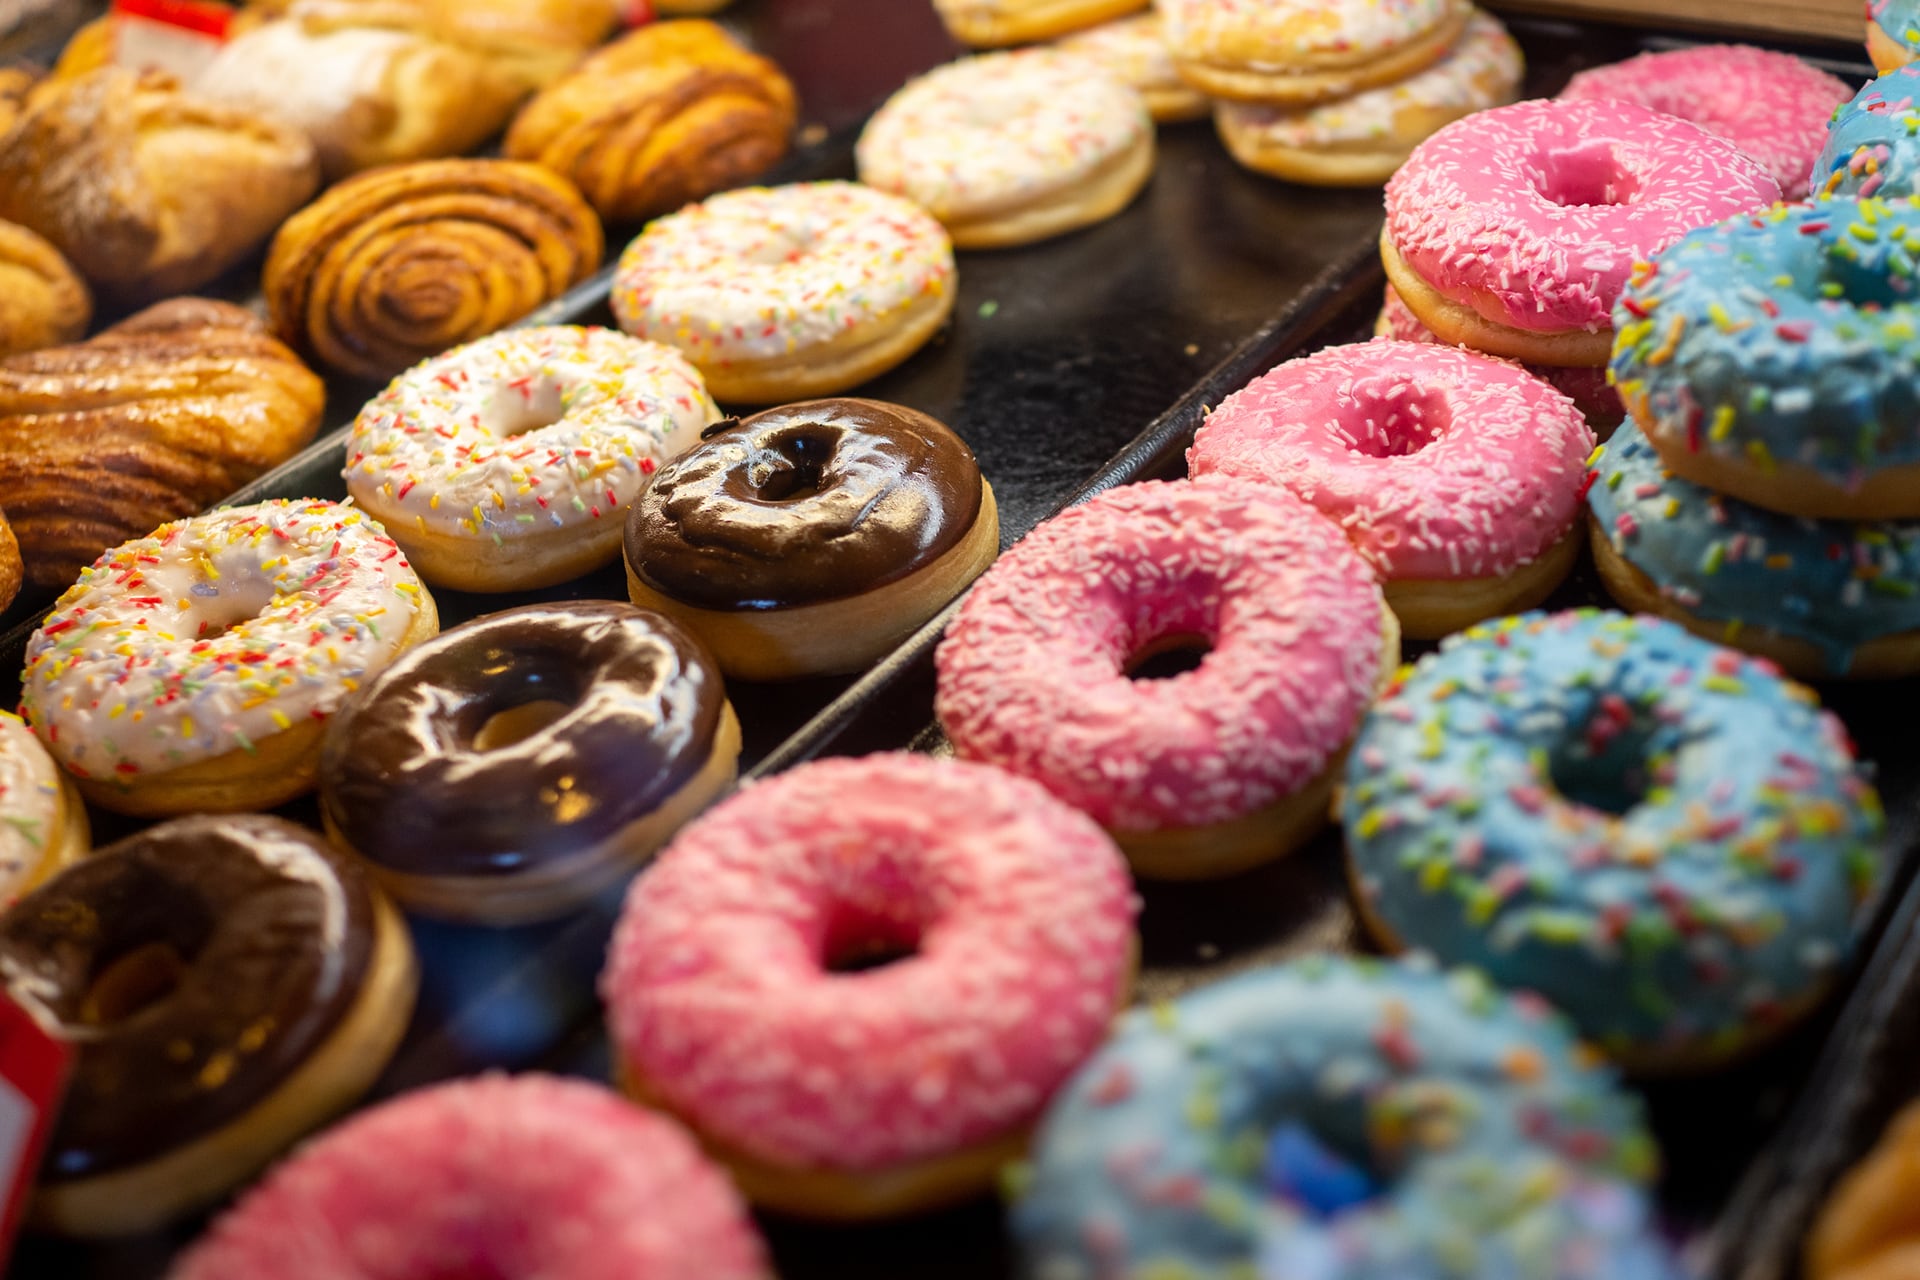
left=0, top=220, right=90, bottom=358
left=505, top=20, right=796, bottom=223
left=264, top=159, right=604, bottom=382
left=0, top=299, right=325, bottom=591
left=0, top=505, right=19, bottom=614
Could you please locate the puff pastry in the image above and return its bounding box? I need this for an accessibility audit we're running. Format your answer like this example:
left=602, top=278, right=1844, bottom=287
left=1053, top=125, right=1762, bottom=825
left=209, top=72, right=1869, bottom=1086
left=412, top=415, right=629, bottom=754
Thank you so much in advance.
left=0, top=220, right=90, bottom=358
left=0, top=506, right=19, bottom=614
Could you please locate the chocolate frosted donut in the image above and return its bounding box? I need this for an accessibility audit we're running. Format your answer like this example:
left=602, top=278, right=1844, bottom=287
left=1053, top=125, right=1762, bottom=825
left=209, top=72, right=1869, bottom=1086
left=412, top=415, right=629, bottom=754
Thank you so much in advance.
left=0, top=815, right=417, bottom=1236
left=319, top=602, right=741, bottom=925
left=624, top=398, right=1000, bottom=680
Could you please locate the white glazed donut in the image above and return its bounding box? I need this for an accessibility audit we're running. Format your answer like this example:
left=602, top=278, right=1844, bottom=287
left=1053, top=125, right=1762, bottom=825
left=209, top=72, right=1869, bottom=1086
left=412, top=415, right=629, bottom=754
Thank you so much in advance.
left=1057, top=13, right=1209, bottom=122
left=20, top=499, right=438, bottom=817
left=0, top=710, right=87, bottom=902
left=856, top=50, right=1156, bottom=249
left=1160, top=0, right=1471, bottom=105
left=610, top=182, right=957, bottom=404
left=344, top=326, right=719, bottom=592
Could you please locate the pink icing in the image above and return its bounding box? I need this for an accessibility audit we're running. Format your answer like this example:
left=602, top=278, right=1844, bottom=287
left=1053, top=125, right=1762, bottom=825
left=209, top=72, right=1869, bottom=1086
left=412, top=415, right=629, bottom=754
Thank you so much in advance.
left=170, top=1075, right=768, bottom=1280
left=1559, top=45, right=1852, bottom=199
left=1188, top=340, right=1595, bottom=581
left=934, top=477, right=1385, bottom=831
left=600, top=753, right=1137, bottom=1172
left=1384, top=98, right=1781, bottom=333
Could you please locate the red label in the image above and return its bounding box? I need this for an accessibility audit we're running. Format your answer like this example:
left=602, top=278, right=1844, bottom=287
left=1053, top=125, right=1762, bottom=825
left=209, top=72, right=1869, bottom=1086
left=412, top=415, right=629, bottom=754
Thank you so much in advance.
left=620, top=0, right=656, bottom=26
left=110, top=0, right=235, bottom=38
left=0, top=994, right=70, bottom=1264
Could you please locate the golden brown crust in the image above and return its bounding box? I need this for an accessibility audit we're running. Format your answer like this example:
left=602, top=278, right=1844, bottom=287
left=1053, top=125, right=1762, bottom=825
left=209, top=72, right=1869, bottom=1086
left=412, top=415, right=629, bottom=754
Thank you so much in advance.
left=0, top=299, right=326, bottom=590
left=0, top=65, right=41, bottom=135
left=263, top=158, right=604, bottom=381
left=1809, top=1101, right=1920, bottom=1280
left=257, top=0, right=620, bottom=91
left=506, top=21, right=796, bottom=223
left=0, top=505, right=19, bottom=613
left=0, top=68, right=320, bottom=308
left=0, top=220, right=90, bottom=358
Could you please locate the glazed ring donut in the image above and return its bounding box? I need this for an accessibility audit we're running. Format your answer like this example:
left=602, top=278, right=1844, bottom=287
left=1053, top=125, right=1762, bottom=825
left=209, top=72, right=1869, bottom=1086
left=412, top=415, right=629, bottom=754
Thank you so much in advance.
left=1015, top=957, right=1675, bottom=1278
left=601, top=752, right=1138, bottom=1221
left=173, top=1075, right=772, bottom=1280
left=0, top=815, right=418, bottom=1237
left=935, top=477, right=1397, bottom=879
left=610, top=182, right=957, bottom=405
left=20, top=499, right=438, bottom=817
left=1815, top=66, right=1920, bottom=200
left=1055, top=13, right=1209, bottom=123
left=344, top=326, right=718, bottom=593
left=1612, top=197, right=1920, bottom=521
left=855, top=50, right=1156, bottom=249
left=1343, top=609, right=1884, bottom=1073
left=624, top=398, right=999, bottom=681
left=1160, top=0, right=1471, bottom=105
left=1383, top=98, right=1780, bottom=367
left=0, top=710, right=87, bottom=903
left=1869, top=0, right=1920, bottom=72
left=931, top=0, right=1149, bottom=48
left=1189, top=339, right=1593, bottom=639
left=320, top=602, right=741, bottom=925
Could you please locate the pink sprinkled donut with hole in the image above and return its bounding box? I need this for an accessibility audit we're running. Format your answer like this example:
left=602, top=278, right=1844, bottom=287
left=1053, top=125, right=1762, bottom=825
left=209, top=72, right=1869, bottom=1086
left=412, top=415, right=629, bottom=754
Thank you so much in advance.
left=170, top=1075, right=770, bottom=1280
left=1188, top=340, right=1594, bottom=640
left=600, top=752, right=1138, bottom=1222
left=935, top=476, right=1396, bottom=880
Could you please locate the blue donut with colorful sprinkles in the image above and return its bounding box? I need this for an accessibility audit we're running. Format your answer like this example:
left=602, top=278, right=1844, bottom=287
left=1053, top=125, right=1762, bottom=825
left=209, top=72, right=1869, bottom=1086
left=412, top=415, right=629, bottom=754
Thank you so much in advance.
left=1011, top=956, right=1679, bottom=1280
left=1870, top=0, right=1920, bottom=73
left=1342, top=610, right=1883, bottom=1073
left=1814, top=65, right=1920, bottom=200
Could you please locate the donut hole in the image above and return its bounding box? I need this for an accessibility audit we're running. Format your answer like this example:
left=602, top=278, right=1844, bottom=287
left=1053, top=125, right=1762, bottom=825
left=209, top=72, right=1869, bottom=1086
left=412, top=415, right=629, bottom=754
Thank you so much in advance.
left=473, top=700, right=574, bottom=752
left=480, top=377, right=567, bottom=439
left=1815, top=253, right=1907, bottom=312
left=1126, top=633, right=1212, bottom=681
left=1260, top=1108, right=1388, bottom=1219
left=1532, top=140, right=1642, bottom=208
left=1343, top=380, right=1451, bottom=458
left=80, top=939, right=196, bottom=1027
left=822, top=908, right=922, bottom=976
left=459, top=654, right=584, bottom=754
left=1546, top=695, right=1660, bottom=816
left=189, top=576, right=278, bottom=641
left=747, top=429, right=834, bottom=503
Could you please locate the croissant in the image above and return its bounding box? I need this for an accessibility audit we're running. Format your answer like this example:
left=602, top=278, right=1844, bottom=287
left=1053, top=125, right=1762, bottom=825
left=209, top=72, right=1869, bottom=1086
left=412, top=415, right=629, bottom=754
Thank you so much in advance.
left=0, top=220, right=90, bottom=358
left=0, top=299, right=326, bottom=590
left=264, top=158, right=604, bottom=381
left=505, top=20, right=796, bottom=223
left=0, top=65, right=39, bottom=136
left=0, top=505, right=19, bottom=614
left=0, top=69, right=320, bottom=308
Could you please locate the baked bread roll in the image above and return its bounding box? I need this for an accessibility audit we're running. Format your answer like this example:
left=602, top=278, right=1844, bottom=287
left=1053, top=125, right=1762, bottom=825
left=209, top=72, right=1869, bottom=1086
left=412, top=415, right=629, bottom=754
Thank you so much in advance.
left=264, top=159, right=604, bottom=382
left=0, top=69, right=320, bottom=307
left=0, top=221, right=90, bottom=357
left=0, top=65, right=39, bottom=135
left=0, top=505, right=20, bottom=614
left=506, top=20, right=796, bottom=223
left=0, top=299, right=325, bottom=590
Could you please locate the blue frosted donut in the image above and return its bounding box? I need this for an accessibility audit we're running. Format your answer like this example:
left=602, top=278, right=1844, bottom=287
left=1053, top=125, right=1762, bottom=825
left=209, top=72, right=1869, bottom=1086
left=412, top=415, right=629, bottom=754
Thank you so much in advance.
left=1870, top=0, right=1920, bottom=71
left=1611, top=197, right=1920, bottom=520
left=1343, top=610, right=1883, bottom=1070
left=1815, top=67, right=1920, bottom=200
left=1011, top=956, right=1677, bottom=1280
left=1589, top=416, right=1920, bottom=678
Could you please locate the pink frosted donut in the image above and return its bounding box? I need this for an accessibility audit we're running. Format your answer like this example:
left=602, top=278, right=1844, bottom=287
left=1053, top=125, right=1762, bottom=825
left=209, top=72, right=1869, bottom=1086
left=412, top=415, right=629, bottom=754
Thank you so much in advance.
left=600, top=752, right=1137, bottom=1220
left=1187, top=340, right=1593, bottom=637
left=935, top=477, right=1392, bottom=877
left=170, top=1075, right=769, bottom=1280
left=1559, top=45, right=1852, bottom=199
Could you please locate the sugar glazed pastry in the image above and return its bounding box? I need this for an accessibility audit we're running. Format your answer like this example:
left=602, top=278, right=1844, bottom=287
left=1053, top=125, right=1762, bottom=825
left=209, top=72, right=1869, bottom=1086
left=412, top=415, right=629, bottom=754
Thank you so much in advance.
left=0, top=300, right=326, bottom=591
left=0, top=68, right=319, bottom=306
left=1160, top=0, right=1472, bottom=105
left=931, top=0, right=1149, bottom=48
left=506, top=20, right=797, bottom=223
left=1055, top=12, right=1208, bottom=123
left=0, top=220, right=90, bottom=358
left=0, top=709, right=88, bottom=904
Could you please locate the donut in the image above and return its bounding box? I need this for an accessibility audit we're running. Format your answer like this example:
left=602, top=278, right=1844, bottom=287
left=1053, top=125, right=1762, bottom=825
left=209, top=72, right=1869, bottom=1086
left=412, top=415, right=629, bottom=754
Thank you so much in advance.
left=20, top=499, right=438, bottom=817
left=343, top=325, right=718, bottom=593
left=1214, top=8, right=1522, bottom=188
left=1814, top=66, right=1920, bottom=201
left=1807, top=1097, right=1920, bottom=1280
left=1869, top=0, right=1920, bottom=72
left=0, top=709, right=86, bottom=903
left=1376, top=281, right=1626, bottom=433
left=172, top=1075, right=770, bottom=1280
left=624, top=398, right=999, bottom=681
left=1056, top=12, right=1209, bottom=123
left=1612, top=197, right=1920, bottom=521
left=1159, top=0, right=1471, bottom=105
left=855, top=50, right=1155, bottom=250
left=1, top=815, right=418, bottom=1236
left=1589, top=417, right=1920, bottom=680
left=1013, top=956, right=1677, bottom=1280
left=1342, top=609, right=1884, bottom=1072
left=610, top=181, right=956, bottom=405
left=1188, top=339, right=1593, bottom=639
left=935, top=477, right=1397, bottom=879
left=932, top=0, right=1149, bottom=48
left=1383, top=98, right=1781, bottom=367
left=1559, top=45, right=1852, bottom=199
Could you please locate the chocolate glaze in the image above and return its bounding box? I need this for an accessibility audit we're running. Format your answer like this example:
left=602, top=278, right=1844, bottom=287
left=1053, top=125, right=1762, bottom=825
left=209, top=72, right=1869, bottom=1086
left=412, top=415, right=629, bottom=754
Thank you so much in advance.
left=319, top=601, right=726, bottom=878
left=624, top=398, right=983, bottom=610
left=0, top=815, right=377, bottom=1182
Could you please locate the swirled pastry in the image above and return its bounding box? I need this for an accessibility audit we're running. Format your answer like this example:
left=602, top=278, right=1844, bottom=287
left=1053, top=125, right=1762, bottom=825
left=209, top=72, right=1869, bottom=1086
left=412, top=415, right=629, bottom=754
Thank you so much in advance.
left=0, top=221, right=89, bottom=358
left=0, top=65, right=39, bottom=135
left=0, top=299, right=325, bottom=590
left=505, top=20, right=795, bottom=223
left=264, top=158, right=604, bottom=382
left=0, top=505, right=20, bottom=613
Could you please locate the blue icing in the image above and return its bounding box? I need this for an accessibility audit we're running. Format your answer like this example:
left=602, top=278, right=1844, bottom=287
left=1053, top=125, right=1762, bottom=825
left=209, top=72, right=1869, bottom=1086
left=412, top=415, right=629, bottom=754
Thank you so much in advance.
left=1609, top=198, right=1920, bottom=486
left=1011, top=956, right=1677, bottom=1280
left=1342, top=610, right=1884, bottom=1067
left=1874, top=0, right=1920, bottom=54
left=1588, top=416, right=1920, bottom=674
left=1814, top=66, right=1920, bottom=200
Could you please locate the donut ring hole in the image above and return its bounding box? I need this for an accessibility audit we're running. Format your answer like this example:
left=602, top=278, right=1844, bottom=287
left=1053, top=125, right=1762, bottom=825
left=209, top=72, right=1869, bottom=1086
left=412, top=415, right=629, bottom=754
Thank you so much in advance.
left=1342, top=378, right=1453, bottom=459
left=450, top=651, right=585, bottom=758
left=1125, top=632, right=1212, bottom=681
left=80, top=942, right=192, bottom=1027
left=1257, top=1099, right=1393, bottom=1220
left=186, top=573, right=279, bottom=642
left=473, top=700, right=575, bottom=753
left=743, top=427, right=835, bottom=503
left=1545, top=694, right=1661, bottom=817
left=1532, top=139, right=1643, bottom=208
left=479, top=376, right=569, bottom=440
left=1813, top=250, right=1907, bottom=311
left=72, top=876, right=214, bottom=1028
left=820, top=901, right=925, bottom=976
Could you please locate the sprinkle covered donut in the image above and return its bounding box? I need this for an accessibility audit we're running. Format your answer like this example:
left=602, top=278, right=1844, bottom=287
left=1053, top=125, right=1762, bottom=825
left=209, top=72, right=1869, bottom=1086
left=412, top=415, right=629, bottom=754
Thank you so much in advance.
left=1188, top=339, right=1593, bottom=638
left=1869, top=0, right=1920, bottom=72
left=610, top=181, right=957, bottom=404
left=931, top=0, right=1151, bottom=50
left=0, top=710, right=86, bottom=903
left=1814, top=66, right=1920, bottom=200
left=21, top=499, right=437, bottom=817
left=1160, top=0, right=1471, bottom=106
left=1056, top=12, right=1208, bottom=123
left=1343, top=610, right=1884, bottom=1071
left=345, top=325, right=718, bottom=593
left=1013, top=956, right=1678, bottom=1280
